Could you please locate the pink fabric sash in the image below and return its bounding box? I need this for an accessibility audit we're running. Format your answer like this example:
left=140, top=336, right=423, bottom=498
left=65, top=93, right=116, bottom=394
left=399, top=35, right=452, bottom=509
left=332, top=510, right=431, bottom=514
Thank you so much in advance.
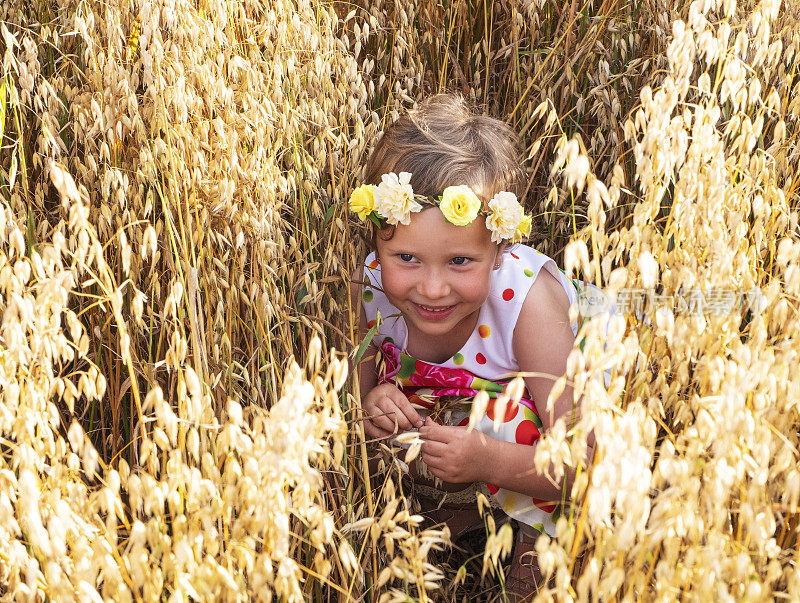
left=377, top=339, right=558, bottom=515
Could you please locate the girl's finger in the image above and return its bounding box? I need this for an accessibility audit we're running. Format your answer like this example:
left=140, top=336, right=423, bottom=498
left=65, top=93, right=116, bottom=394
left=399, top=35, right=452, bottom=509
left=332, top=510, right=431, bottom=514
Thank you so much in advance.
left=421, top=458, right=451, bottom=483
left=362, top=419, right=392, bottom=440
left=388, top=390, right=423, bottom=428
left=418, top=416, right=431, bottom=434
left=420, top=439, right=448, bottom=456
left=369, top=405, right=401, bottom=434
left=420, top=418, right=450, bottom=442
left=377, top=396, right=415, bottom=431
left=421, top=452, right=443, bottom=470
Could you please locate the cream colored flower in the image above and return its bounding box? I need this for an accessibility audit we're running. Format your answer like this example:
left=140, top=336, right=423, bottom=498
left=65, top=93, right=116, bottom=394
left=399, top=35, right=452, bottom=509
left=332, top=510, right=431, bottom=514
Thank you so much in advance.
left=348, top=184, right=375, bottom=221
left=512, top=213, right=532, bottom=242
left=486, top=191, right=524, bottom=243
left=439, top=185, right=482, bottom=226
left=373, top=172, right=421, bottom=225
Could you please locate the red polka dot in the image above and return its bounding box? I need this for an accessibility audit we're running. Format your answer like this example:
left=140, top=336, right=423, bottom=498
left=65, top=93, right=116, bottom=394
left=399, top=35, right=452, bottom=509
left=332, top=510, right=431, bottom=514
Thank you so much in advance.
left=532, top=498, right=557, bottom=513
left=458, top=417, right=469, bottom=427
left=515, top=420, right=540, bottom=446
left=502, top=288, right=514, bottom=301
left=510, top=252, right=519, bottom=260
left=476, top=353, right=486, bottom=364
left=487, top=398, right=518, bottom=423
left=368, top=259, right=380, bottom=269
left=487, top=484, right=499, bottom=495
left=367, top=320, right=377, bottom=328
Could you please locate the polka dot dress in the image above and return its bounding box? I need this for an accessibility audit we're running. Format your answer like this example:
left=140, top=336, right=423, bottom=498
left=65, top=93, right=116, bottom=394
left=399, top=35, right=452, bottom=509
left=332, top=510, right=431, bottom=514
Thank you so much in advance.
left=360, top=245, right=579, bottom=534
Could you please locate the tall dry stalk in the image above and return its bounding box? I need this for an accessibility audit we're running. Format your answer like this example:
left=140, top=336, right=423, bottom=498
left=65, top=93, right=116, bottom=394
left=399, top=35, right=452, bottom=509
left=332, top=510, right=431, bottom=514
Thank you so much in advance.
left=1, top=0, right=800, bottom=600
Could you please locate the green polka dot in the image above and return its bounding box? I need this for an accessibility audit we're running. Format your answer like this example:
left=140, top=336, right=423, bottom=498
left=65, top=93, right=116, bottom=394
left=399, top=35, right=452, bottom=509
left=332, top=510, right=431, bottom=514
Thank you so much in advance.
left=523, top=269, right=534, bottom=277
left=453, top=353, right=464, bottom=365
left=362, top=289, right=373, bottom=303
left=502, top=493, right=518, bottom=513
left=524, top=406, right=543, bottom=428
left=384, top=336, right=394, bottom=344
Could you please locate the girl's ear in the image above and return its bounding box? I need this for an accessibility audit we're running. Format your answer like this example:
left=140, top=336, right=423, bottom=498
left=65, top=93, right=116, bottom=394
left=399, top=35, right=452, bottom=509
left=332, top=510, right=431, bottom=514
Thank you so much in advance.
left=493, top=251, right=502, bottom=270
left=493, top=242, right=508, bottom=270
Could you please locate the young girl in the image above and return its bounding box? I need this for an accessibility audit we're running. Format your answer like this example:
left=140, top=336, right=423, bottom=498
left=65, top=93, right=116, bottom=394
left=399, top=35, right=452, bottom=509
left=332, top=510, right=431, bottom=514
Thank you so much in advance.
left=350, top=95, right=582, bottom=596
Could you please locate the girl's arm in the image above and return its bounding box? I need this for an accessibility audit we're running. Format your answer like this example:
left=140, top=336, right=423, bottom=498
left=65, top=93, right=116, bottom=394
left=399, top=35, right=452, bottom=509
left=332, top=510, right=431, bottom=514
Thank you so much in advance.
left=508, top=268, right=593, bottom=494
left=420, top=419, right=569, bottom=499
left=513, top=268, right=578, bottom=434
left=420, top=269, right=591, bottom=500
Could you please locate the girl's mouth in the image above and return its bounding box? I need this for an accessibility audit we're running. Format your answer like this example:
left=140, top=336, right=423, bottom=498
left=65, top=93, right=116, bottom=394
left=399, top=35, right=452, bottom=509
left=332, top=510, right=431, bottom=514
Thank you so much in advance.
left=412, top=302, right=456, bottom=321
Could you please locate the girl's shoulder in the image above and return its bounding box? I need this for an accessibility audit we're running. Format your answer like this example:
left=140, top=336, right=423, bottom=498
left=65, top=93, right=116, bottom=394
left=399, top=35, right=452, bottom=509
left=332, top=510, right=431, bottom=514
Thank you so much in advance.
left=495, top=245, right=578, bottom=335
left=510, top=262, right=578, bottom=406
left=494, top=246, right=576, bottom=307
left=519, top=267, right=573, bottom=324
left=474, top=246, right=575, bottom=371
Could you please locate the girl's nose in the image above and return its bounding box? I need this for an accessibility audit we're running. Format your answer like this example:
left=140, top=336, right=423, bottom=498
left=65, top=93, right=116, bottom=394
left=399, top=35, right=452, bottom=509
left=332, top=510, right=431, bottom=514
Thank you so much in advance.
left=418, top=269, right=451, bottom=299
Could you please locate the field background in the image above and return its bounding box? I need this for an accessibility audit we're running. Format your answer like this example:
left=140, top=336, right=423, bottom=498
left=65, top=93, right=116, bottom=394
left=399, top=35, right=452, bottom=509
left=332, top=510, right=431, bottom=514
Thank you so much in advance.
left=1, top=0, right=800, bottom=600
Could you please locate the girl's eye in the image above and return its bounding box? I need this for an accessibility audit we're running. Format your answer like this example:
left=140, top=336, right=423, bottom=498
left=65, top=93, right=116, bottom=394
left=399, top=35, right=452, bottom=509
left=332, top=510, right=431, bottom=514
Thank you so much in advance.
left=399, top=253, right=414, bottom=262
left=451, top=257, right=470, bottom=265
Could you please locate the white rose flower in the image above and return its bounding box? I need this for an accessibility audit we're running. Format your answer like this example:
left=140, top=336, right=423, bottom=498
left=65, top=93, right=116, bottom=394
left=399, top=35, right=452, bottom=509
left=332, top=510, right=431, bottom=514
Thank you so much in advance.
left=486, top=191, right=523, bottom=243
left=373, top=172, right=421, bottom=225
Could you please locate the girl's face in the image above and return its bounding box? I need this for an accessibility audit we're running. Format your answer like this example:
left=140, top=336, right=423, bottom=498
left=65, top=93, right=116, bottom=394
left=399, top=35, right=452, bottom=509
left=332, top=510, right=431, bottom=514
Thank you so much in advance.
left=376, top=207, right=502, bottom=343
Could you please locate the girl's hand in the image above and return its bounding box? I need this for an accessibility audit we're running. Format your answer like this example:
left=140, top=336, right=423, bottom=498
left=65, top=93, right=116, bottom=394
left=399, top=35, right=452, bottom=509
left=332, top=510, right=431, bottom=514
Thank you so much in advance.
left=419, top=417, right=490, bottom=484
left=361, top=383, right=423, bottom=439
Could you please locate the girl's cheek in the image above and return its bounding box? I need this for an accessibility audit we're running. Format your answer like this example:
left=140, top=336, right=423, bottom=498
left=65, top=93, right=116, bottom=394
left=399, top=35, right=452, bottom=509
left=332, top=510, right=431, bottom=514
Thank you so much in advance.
left=382, top=270, right=410, bottom=296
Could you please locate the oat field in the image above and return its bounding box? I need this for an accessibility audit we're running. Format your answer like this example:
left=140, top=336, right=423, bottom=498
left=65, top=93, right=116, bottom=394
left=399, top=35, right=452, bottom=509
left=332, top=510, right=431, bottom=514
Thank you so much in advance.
left=1, top=0, right=799, bottom=600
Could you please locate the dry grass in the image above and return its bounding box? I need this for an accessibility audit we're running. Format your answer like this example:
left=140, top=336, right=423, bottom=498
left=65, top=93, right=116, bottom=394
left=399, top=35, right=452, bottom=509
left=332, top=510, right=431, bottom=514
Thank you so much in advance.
left=0, top=0, right=799, bottom=600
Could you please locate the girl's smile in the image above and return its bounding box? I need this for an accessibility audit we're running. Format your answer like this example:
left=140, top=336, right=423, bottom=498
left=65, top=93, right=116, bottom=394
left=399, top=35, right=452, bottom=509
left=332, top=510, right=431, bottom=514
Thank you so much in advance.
left=376, top=207, right=502, bottom=360
left=411, top=302, right=457, bottom=321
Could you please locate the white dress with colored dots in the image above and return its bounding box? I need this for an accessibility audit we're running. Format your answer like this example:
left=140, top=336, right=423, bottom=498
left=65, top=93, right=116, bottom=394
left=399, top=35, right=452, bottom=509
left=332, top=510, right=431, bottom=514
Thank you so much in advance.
left=360, top=245, right=579, bottom=533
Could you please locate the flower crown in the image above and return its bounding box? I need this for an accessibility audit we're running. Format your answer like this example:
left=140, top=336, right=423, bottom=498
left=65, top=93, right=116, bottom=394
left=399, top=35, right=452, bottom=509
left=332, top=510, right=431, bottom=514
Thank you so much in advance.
left=348, top=172, right=532, bottom=243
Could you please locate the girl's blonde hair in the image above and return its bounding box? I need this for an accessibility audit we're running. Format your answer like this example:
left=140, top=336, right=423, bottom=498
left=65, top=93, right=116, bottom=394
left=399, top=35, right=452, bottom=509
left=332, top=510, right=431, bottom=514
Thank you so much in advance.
left=363, top=94, right=525, bottom=245
left=365, top=94, right=525, bottom=198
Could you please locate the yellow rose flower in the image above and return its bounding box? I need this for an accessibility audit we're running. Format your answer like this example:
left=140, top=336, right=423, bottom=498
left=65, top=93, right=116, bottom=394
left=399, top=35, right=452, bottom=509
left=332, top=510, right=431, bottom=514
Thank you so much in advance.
left=512, top=214, right=532, bottom=242
left=439, top=185, right=482, bottom=226
left=349, top=184, right=375, bottom=221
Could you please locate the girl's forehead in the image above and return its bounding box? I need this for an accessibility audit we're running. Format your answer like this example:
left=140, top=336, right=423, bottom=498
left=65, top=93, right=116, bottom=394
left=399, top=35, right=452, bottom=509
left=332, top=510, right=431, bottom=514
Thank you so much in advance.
left=379, top=208, right=494, bottom=252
